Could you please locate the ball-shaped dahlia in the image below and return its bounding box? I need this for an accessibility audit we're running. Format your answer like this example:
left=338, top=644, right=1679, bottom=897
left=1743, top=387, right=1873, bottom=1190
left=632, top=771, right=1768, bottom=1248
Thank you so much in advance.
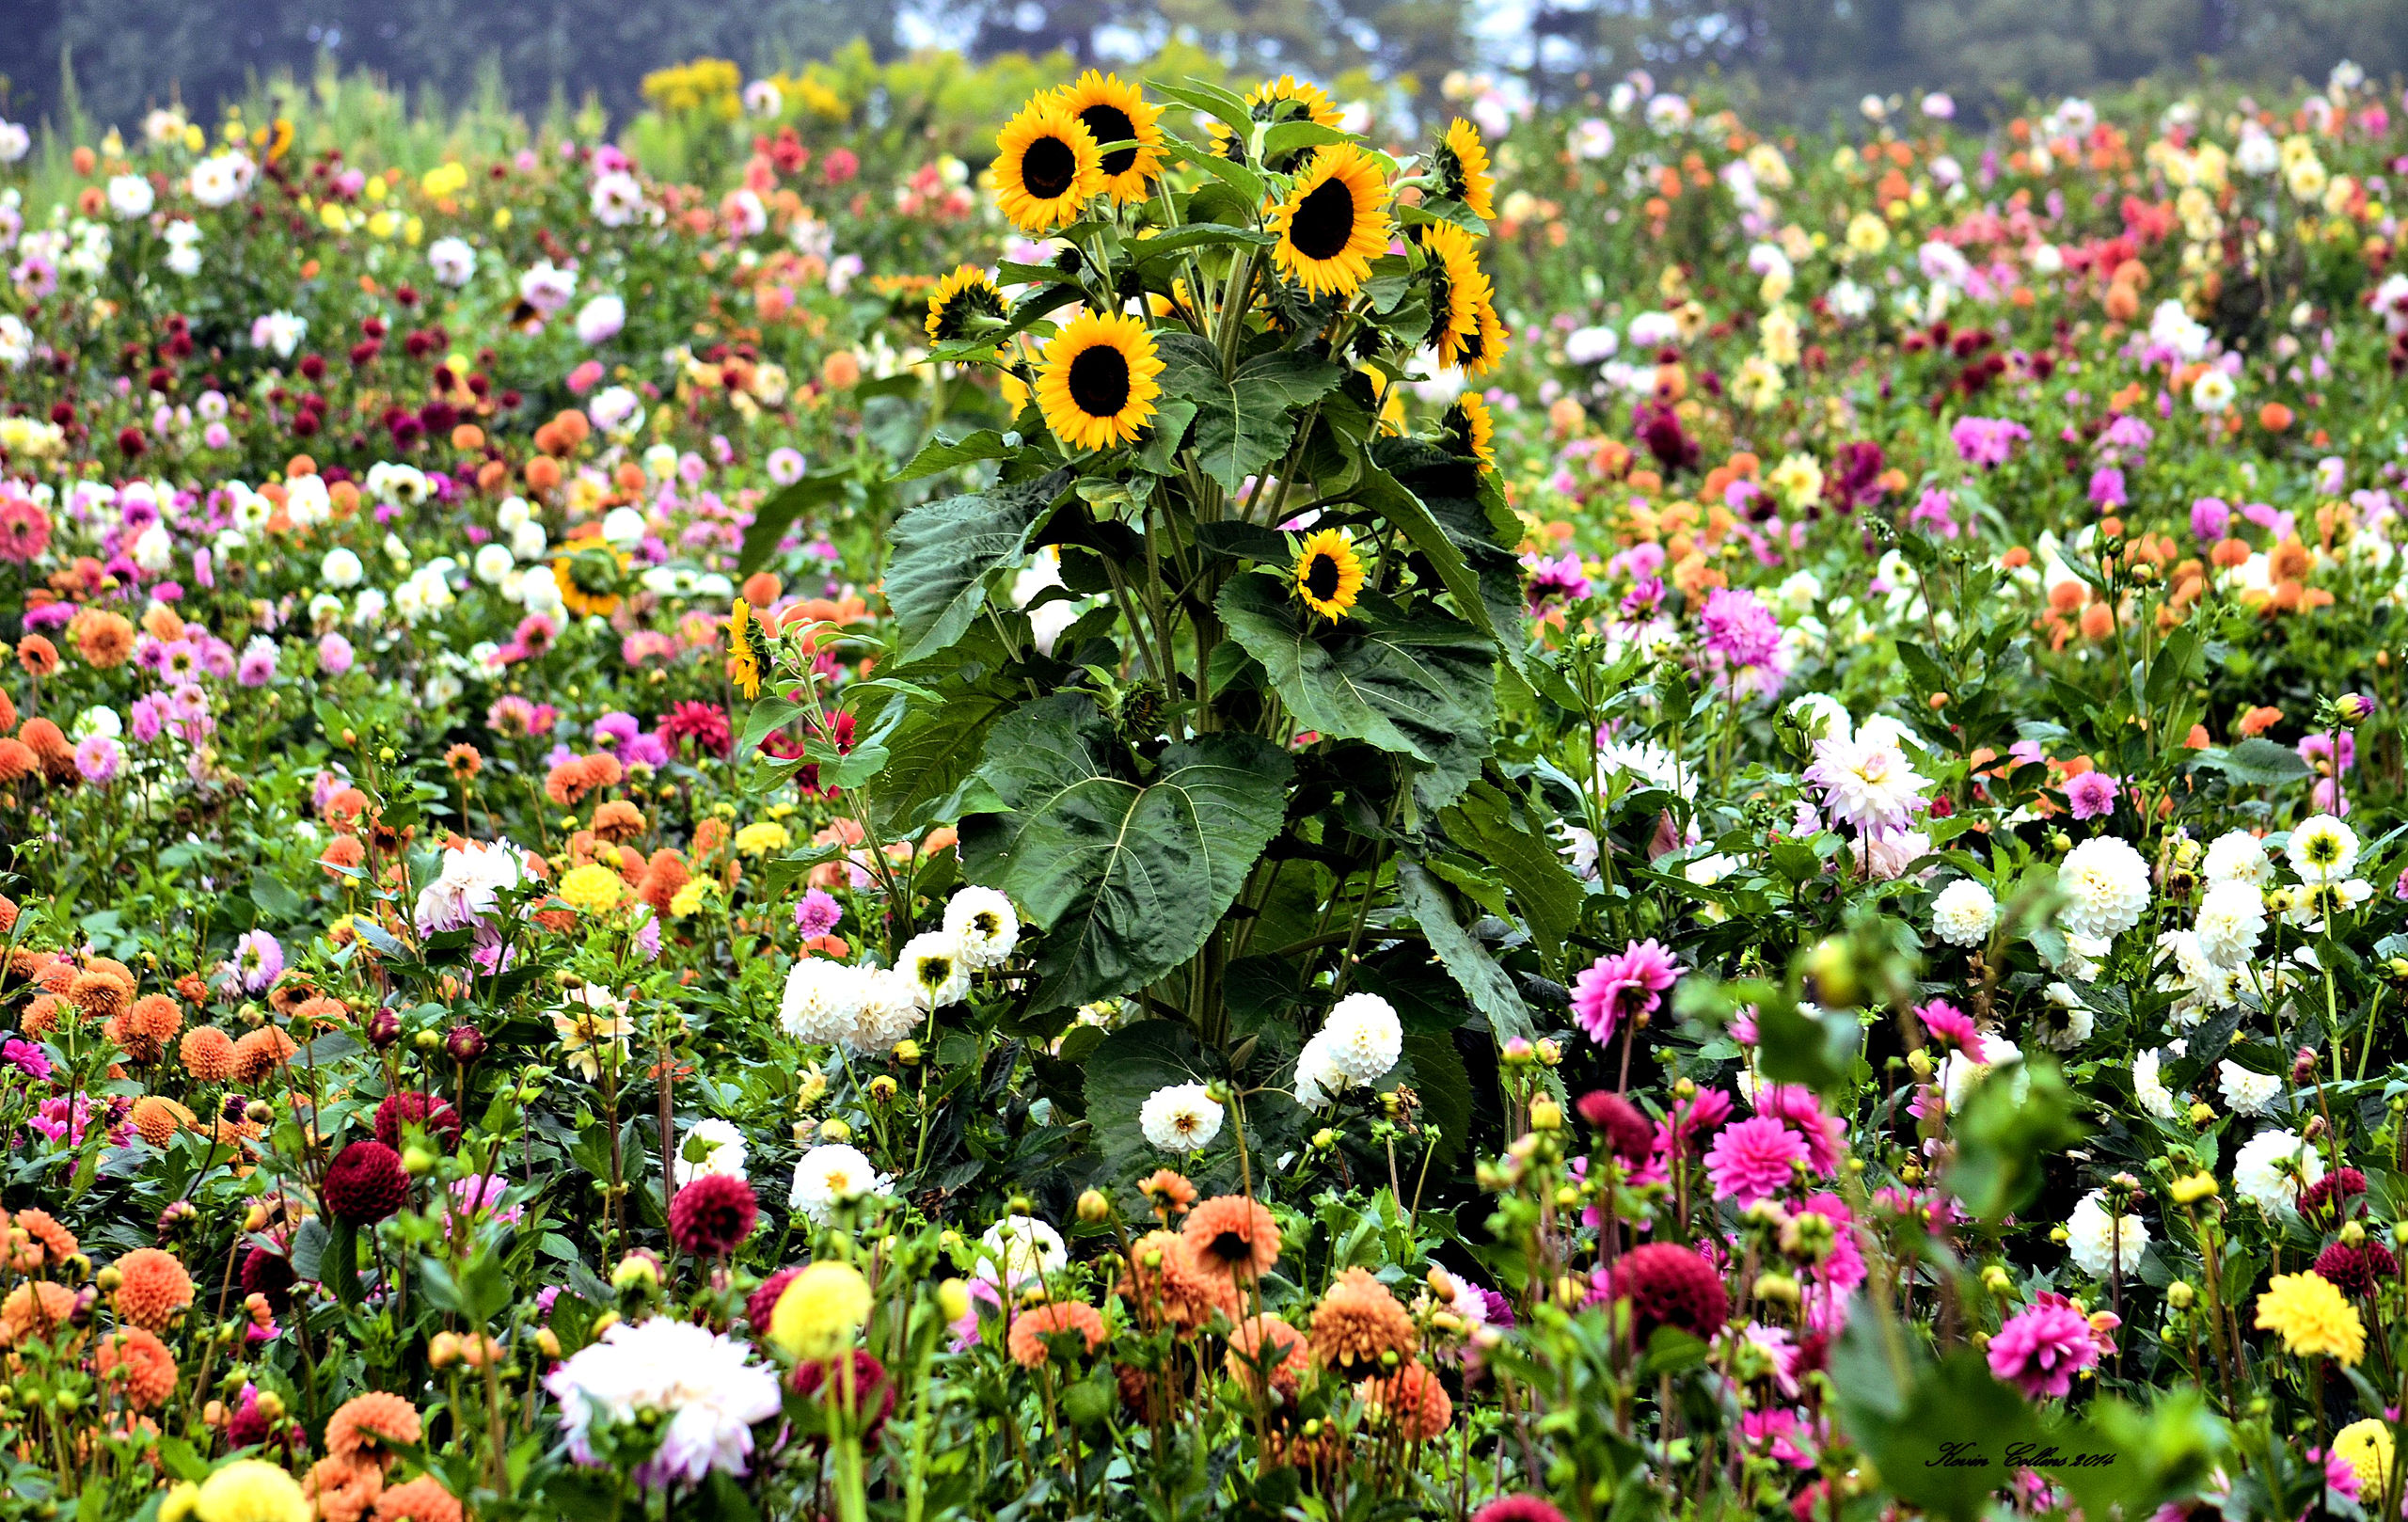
left=373, top=1090, right=462, bottom=1152
left=1470, top=1500, right=1569, bottom=1522
left=791, top=1348, right=896, bottom=1446
left=1576, top=1090, right=1655, bottom=1165
left=242, top=1245, right=297, bottom=1311
left=748, top=1265, right=805, bottom=1338
left=1604, top=1243, right=1730, bottom=1341
left=112, top=1246, right=195, bottom=1331
left=668, top=1173, right=759, bottom=1258
left=2313, top=1239, right=2399, bottom=1300
left=324, top=1140, right=409, bottom=1225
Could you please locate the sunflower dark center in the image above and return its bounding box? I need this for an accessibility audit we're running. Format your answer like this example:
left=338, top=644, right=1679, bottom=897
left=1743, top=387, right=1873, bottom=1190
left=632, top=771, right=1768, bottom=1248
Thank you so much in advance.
left=1305, top=552, right=1342, bottom=601
left=1067, top=344, right=1132, bottom=418
left=1022, top=135, right=1079, bottom=200
left=1290, top=176, right=1357, bottom=261
left=1080, top=105, right=1139, bottom=176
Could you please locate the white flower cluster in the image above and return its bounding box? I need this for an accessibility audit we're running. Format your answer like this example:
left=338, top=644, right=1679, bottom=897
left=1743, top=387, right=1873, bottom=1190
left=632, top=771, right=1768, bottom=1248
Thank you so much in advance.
left=1929, top=878, right=1997, bottom=947
left=2065, top=1188, right=2149, bottom=1277
left=1293, top=992, right=1403, bottom=1108
left=545, top=1318, right=782, bottom=1487
left=2232, top=1126, right=2324, bottom=1213
left=1139, top=1081, right=1224, bottom=1152
left=2055, top=835, right=2151, bottom=940
left=787, top=1142, right=892, bottom=1222
left=778, top=887, right=1021, bottom=1054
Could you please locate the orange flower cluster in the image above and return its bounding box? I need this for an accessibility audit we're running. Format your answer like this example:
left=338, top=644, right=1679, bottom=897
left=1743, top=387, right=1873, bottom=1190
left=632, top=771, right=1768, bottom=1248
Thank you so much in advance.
left=308, top=1391, right=447, bottom=1522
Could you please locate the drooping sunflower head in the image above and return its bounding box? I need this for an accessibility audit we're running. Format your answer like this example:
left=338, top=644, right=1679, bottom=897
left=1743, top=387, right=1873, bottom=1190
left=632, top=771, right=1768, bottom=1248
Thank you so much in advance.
left=1433, top=119, right=1497, bottom=221
left=993, top=99, right=1104, bottom=233
left=1036, top=309, right=1165, bottom=452
left=1213, top=75, right=1344, bottom=166
left=1056, top=71, right=1164, bottom=202
left=553, top=544, right=629, bottom=618
left=1358, top=364, right=1405, bottom=435
left=1454, top=290, right=1511, bottom=379
left=1417, top=221, right=1492, bottom=370
left=1270, top=144, right=1392, bottom=301
left=1292, top=528, right=1367, bottom=619
left=925, top=264, right=1007, bottom=342
left=1442, top=393, right=1497, bottom=473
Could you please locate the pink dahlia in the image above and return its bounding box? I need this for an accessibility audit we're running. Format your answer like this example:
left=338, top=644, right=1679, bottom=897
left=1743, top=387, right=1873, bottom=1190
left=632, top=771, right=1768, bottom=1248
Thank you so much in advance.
left=1570, top=939, right=1681, bottom=1046
left=1986, top=1301, right=2097, bottom=1399
left=1752, top=1085, right=1846, bottom=1175
left=1703, top=1117, right=1809, bottom=1205
left=1913, top=999, right=1981, bottom=1053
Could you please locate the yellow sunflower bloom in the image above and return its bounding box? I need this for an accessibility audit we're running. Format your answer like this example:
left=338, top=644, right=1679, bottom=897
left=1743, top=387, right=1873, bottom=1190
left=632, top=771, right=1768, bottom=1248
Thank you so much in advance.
left=925, top=264, right=1007, bottom=342
left=1443, top=393, right=1496, bottom=473
left=993, top=99, right=1104, bottom=233
left=1418, top=221, right=1493, bottom=371
left=1434, top=119, right=1497, bottom=220
left=1055, top=71, right=1164, bottom=203
left=1455, top=290, right=1511, bottom=379
left=1293, top=529, right=1367, bottom=619
left=728, top=598, right=762, bottom=699
left=1035, top=309, right=1164, bottom=452
left=1269, top=143, right=1391, bottom=300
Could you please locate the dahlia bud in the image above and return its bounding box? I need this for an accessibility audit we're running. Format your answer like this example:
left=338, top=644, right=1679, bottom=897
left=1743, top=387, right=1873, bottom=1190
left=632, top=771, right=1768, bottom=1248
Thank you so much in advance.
left=402, top=1145, right=437, bottom=1178
left=1534, top=1038, right=1562, bottom=1067
left=365, top=1008, right=403, bottom=1049
left=868, top=1075, right=899, bottom=1104
left=1076, top=1189, right=1111, bottom=1224
left=535, top=1327, right=562, bottom=1358
left=96, top=1265, right=123, bottom=1293
left=893, top=1039, right=923, bottom=1066
left=412, top=1029, right=441, bottom=1052
left=938, top=1278, right=971, bottom=1323
left=1753, top=1273, right=1800, bottom=1306
left=445, top=1024, right=487, bottom=1063
left=2166, top=1280, right=2195, bottom=1309
left=1979, top=1264, right=2013, bottom=1296
left=254, top=1389, right=287, bottom=1421
left=611, top=1251, right=662, bottom=1294
left=2336, top=693, right=2374, bottom=723
left=428, top=1331, right=463, bottom=1369
left=1501, top=1038, right=1535, bottom=1066
left=2342, top=1220, right=2367, bottom=1245
left=2187, top=1102, right=2216, bottom=1128
left=1529, top=1096, right=1563, bottom=1132
left=244, top=1100, right=273, bottom=1126
left=2170, top=1172, right=2219, bottom=1205
left=2293, top=1047, right=2320, bottom=1085
left=1312, top=1128, right=1339, bottom=1150
left=155, top=1199, right=198, bottom=1245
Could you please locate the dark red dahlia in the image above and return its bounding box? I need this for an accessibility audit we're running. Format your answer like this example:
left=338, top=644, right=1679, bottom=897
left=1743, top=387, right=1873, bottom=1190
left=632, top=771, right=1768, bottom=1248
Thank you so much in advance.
left=241, top=1245, right=297, bottom=1310
left=748, top=1265, right=804, bottom=1337
left=2312, top=1239, right=2398, bottom=1299
left=324, top=1139, right=409, bottom=1225
left=373, top=1090, right=462, bottom=1151
left=2300, top=1167, right=2368, bottom=1219
left=1608, top=1243, right=1730, bottom=1341
left=791, top=1350, right=895, bottom=1446
left=669, top=1174, right=759, bottom=1258
left=1470, top=1499, right=1569, bottom=1522
left=1576, top=1091, right=1655, bottom=1165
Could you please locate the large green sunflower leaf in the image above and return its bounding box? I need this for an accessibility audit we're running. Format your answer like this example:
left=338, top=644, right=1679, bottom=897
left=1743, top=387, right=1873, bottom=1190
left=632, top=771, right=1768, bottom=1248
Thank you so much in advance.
left=1155, top=334, right=1345, bottom=494
left=882, top=468, right=1069, bottom=666
left=957, top=693, right=1293, bottom=1011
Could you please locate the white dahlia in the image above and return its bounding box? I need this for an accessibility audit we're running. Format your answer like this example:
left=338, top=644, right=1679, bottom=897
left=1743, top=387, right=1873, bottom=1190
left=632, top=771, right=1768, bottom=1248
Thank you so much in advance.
left=2056, top=835, right=2151, bottom=940
left=1930, top=878, right=1998, bottom=947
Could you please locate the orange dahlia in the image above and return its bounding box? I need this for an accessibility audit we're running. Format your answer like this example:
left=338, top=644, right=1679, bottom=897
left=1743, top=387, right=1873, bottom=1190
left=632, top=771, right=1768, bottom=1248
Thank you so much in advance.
left=233, top=1025, right=299, bottom=1085
left=1355, top=1358, right=1451, bottom=1439
left=1181, top=1195, right=1281, bottom=1283
left=1006, top=1300, right=1109, bottom=1369
left=306, top=1455, right=384, bottom=1522
left=93, top=1325, right=178, bottom=1409
left=326, top=1389, right=423, bottom=1462
left=1308, top=1267, right=1418, bottom=1370
left=11, top=1208, right=79, bottom=1271
left=0, top=1279, right=78, bottom=1344
left=130, top=1096, right=197, bottom=1149
left=1227, top=1313, right=1314, bottom=1403
left=114, top=1247, right=196, bottom=1331
left=1117, top=1229, right=1240, bottom=1331
left=372, top=1476, right=464, bottom=1522
left=181, top=1025, right=239, bottom=1083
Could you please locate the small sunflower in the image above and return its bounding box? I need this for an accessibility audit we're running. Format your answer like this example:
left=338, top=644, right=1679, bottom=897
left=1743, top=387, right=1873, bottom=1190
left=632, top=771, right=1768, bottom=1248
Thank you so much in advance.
left=1055, top=71, right=1164, bottom=202
left=1213, top=75, right=1344, bottom=166
left=1442, top=393, right=1496, bottom=473
left=728, top=598, right=762, bottom=699
left=1292, top=529, right=1367, bottom=620
left=552, top=543, right=629, bottom=618
left=1269, top=144, right=1391, bottom=300
left=1432, top=119, right=1497, bottom=220
left=1418, top=221, right=1492, bottom=370
left=1454, top=291, right=1511, bottom=379
left=1036, top=309, right=1165, bottom=452
left=925, top=264, right=1007, bottom=342
left=993, top=100, right=1104, bottom=233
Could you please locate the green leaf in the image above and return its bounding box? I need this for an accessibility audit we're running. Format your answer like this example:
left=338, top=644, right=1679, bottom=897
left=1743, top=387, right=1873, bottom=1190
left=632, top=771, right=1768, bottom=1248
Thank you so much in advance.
left=1158, top=127, right=1266, bottom=205
left=958, top=694, right=1293, bottom=1010
left=1751, top=991, right=1859, bottom=1093
left=1439, top=779, right=1584, bottom=975
left=1155, top=335, right=1344, bottom=494
left=2195, top=737, right=2312, bottom=786
left=1214, top=576, right=1495, bottom=771
left=737, top=469, right=852, bottom=578
left=1127, top=224, right=1276, bottom=262
left=1082, top=1020, right=1211, bottom=1183
left=1144, top=77, right=1258, bottom=137
left=1839, top=1349, right=2046, bottom=1522
left=249, top=867, right=309, bottom=921
left=1260, top=119, right=1354, bottom=162
left=1354, top=438, right=1533, bottom=690
left=1947, top=1054, right=2091, bottom=1222
left=896, top=430, right=1012, bottom=482
left=325, top=1216, right=361, bottom=1310
left=1393, top=858, right=1533, bottom=1040
left=869, top=692, right=1009, bottom=833
left=884, top=468, right=1070, bottom=666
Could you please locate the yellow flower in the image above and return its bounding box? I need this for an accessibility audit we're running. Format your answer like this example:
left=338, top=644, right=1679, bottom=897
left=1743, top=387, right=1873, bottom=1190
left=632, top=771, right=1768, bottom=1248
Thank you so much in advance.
left=1433, top=119, right=1496, bottom=220
left=196, top=1461, right=310, bottom=1522
left=669, top=880, right=711, bottom=918
left=1293, top=529, right=1367, bottom=619
left=770, top=1259, right=873, bottom=1360
left=925, top=264, right=1006, bottom=343
left=734, top=821, right=792, bottom=855
left=992, top=98, right=1103, bottom=233
left=1442, top=393, right=1495, bottom=472
left=1035, top=309, right=1164, bottom=452
left=1767, top=452, right=1825, bottom=511
left=2335, top=1419, right=2395, bottom=1496
left=2255, top=1271, right=2365, bottom=1365
left=729, top=599, right=762, bottom=700
left=1419, top=221, right=1493, bottom=372
left=162, top=1483, right=201, bottom=1522
left=557, top=864, right=626, bottom=914
left=1269, top=143, right=1391, bottom=300
left=1054, top=71, right=1163, bottom=203
left=1844, top=211, right=1890, bottom=255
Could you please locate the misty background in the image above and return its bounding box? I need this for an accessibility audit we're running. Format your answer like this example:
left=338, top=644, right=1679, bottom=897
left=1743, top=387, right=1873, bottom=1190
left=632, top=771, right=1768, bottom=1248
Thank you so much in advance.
left=0, top=0, right=2401, bottom=132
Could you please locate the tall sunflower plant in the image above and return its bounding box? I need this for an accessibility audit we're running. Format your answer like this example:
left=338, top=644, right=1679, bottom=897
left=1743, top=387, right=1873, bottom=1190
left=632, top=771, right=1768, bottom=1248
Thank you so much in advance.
left=743, top=72, right=1586, bottom=1195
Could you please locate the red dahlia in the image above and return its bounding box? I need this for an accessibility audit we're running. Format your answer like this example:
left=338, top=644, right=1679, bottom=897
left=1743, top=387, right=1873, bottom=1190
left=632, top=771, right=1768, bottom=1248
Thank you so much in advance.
left=2312, top=1239, right=2398, bottom=1299
left=373, top=1090, right=462, bottom=1151
left=324, top=1140, right=409, bottom=1225
left=1606, top=1243, right=1730, bottom=1341
left=1471, top=1499, right=1569, bottom=1522
left=791, top=1349, right=895, bottom=1446
left=669, top=1174, right=759, bottom=1258
left=1576, top=1090, right=1655, bottom=1165
left=748, top=1265, right=803, bottom=1337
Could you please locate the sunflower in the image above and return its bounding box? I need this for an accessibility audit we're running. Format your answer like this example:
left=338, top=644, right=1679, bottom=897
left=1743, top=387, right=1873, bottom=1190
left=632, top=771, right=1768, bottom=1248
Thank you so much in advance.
left=1035, top=309, right=1165, bottom=452
left=1454, top=290, right=1511, bottom=379
left=1418, top=221, right=1491, bottom=369
left=1432, top=119, right=1497, bottom=220
left=925, top=264, right=1007, bottom=342
left=552, top=543, right=629, bottom=618
left=728, top=599, right=762, bottom=699
left=1442, top=393, right=1496, bottom=473
left=1213, top=75, right=1344, bottom=166
left=1292, top=529, right=1367, bottom=619
left=1055, top=71, right=1164, bottom=202
left=1270, top=144, right=1391, bottom=300
left=993, top=99, right=1104, bottom=233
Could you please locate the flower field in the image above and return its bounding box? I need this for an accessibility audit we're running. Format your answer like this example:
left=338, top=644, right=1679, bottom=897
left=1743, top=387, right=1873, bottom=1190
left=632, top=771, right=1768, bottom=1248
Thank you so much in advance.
left=5, top=45, right=2408, bottom=1521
